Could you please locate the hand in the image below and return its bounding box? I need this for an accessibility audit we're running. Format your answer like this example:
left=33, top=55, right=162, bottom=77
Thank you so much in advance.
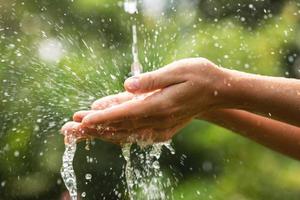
left=62, top=92, right=190, bottom=144
left=67, top=58, right=229, bottom=144
left=61, top=92, right=135, bottom=144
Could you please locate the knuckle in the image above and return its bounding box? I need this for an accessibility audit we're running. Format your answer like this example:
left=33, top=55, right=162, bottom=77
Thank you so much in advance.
left=197, top=57, right=209, bottom=63
left=174, top=66, right=187, bottom=75
left=91, top=100, right=102, bottom=109
left=198, top=58, right=215, bottom=68
left=143, top=74, right=155, bottom=91
left=91, top=95, right=116, bottom=110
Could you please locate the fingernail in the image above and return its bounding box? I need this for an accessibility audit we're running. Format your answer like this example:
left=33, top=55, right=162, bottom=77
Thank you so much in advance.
left=125, top=77, right=140, bottom=91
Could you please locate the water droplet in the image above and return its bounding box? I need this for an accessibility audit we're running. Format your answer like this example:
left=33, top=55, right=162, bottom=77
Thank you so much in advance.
left=14, top=151, right=20, bottom=157
left=124, top=0, right=138, bottom=14
left=38, top=38, right=64, bottom=63
left=85, top=173, right=92, bottom=181
left=1, top=181, right=6, bottom=187
left=81, top=192, right=86, bottom=197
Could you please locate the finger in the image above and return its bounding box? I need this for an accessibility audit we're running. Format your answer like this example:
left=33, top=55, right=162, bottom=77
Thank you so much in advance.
left=92, top=128, right=155, bottom=145
left=83, top=80, right=191, bottom=129
left=82, top=126, right=150, bottom=144
left=148, top=80, right=193, bottom=112
left=82, top=97, right=159, bottom=128
left=124, top=61, right=187, bottom=94
left=107, top=116, right=181, bottom=130
left=62, top=122, right=119, bottom=143
left=61, top=122, right=88, bottom=144
left=72, top=92, right=134, bottom=123
left=91, top=92, right=135, bottom=110
left=73, top=110, right=95, bottom=122
left=61, top=121, right=77, bottom=135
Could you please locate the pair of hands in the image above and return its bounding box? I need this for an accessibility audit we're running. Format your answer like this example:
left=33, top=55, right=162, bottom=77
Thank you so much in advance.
left=61, top=58, right=228, bottom=145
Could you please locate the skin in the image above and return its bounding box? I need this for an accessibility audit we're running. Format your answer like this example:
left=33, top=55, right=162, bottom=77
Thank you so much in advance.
left=61, top=58, right=300, bottom=159
left=199, top=109, right=300, bottom=160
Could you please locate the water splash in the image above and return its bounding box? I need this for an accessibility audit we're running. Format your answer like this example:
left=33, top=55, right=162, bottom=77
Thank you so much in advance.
left=122, top=142, right=174, bottom=200
left=131, top=24, right=143, bottom=76
left=60, top=136, right=78, bottom=200
left=121, top=143, right=134, bottom=198
left=59, top=1, right=175, bottom=199
left=124, top=0, right=138, bottom=15
left=125, top=0, right=143, bottom=76
left=122, top=1, right=176, bottom=199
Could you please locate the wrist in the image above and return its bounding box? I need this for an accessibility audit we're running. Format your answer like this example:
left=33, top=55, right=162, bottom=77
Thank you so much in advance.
left=218, top=68, right=261, bottom=110
left=190, top=58, right=254, bottom=115
left=214, top=68, right=251, bottom=110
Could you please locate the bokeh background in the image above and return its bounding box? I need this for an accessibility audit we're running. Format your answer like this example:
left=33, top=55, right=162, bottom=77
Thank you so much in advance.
left=1, top=0, right=300, bottom=199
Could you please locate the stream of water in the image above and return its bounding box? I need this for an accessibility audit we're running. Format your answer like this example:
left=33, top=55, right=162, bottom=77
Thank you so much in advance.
left=122, top=141, right=175, bottom=200
left=122, top=1, right=175, bottom=199
left=124, top=0, right=143, bottom=76
left=60, top=136, right=78, bottom=200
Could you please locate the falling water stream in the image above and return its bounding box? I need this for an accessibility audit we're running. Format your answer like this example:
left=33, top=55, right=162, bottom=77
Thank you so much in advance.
left=122, top=1, right=175, bottom=199
left=60, top=136, right=78, bottom=200
left=60, top=1, right=175, bottom=199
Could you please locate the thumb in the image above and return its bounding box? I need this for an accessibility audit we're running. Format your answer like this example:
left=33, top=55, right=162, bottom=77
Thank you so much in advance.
left=124, top=68, right=184, bottom=93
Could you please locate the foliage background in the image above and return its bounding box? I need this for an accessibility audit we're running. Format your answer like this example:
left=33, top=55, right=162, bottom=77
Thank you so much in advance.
left=1, top=0, right=300, bottom=199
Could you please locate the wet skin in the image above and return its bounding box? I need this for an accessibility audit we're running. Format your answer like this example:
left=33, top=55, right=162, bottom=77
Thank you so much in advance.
left=62, top=58, right=300, bottom=159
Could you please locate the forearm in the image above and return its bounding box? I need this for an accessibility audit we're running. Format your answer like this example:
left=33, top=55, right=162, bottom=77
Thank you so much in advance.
left=219, top=68, right=300, bottom=127
left=200, top=109, right=300, bottom=160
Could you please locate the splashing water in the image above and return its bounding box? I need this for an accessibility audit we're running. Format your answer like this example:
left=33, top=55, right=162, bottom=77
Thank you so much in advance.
left=122, top=142, right=175, bottom=200
left=124, top=0, right=138, bottom=15
left=121, top=144, right=134, bottom=198
left=125, top=0, right=143, bottom=76
left=131, top=24, right=143, bottom=76
left=59, top=1, right=175, bottom=199
left=60, top=136, right=78, bottom=200
left=122, top=1, right=175, bottom=199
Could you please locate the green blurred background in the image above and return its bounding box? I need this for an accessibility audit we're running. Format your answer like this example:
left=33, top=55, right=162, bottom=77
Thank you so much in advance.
left=1, top=0, right=300, bottom=199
